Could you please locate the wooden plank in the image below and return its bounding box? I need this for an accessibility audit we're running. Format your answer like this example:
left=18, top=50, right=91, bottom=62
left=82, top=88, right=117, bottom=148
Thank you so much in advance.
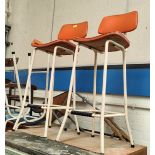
left=6, top=132, right=97, bottom=155
left=6, top=125, right=147, bottom=155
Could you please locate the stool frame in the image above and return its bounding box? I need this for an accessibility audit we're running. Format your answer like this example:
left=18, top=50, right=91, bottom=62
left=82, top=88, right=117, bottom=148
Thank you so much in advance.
left=55, top=40, right=134, bottom=154
left=13, top=46, right=80, bottom=138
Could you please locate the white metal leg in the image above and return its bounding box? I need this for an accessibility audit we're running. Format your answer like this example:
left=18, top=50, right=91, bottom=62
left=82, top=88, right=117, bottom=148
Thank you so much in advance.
left=5, top=92, right=14, bottom=118
left=28, top=53, right=31, bottom=104
left=122, top=50, right=134, bottom=147
left=73, top=56, right=80, bottom=134
left=56, top=45, right=79, bottom=141
left=45, top=54, right=53, bottom=128
left=13, top=50, right=36, bottom=130
left=28, top=53, right=32, bottom=116
left=12, top=52, right=23, bottom=104
left=44, top=48, right=57, bottom=137
left=45, top=54, right=51, bottom=105
left=92, top=51, right=97, bottom=137
left=100, top=41, right=109, bottom=154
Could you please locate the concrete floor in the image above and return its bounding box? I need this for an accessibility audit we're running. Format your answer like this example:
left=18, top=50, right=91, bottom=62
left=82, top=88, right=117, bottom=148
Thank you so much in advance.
left=5, top=147, right=29, bottom=155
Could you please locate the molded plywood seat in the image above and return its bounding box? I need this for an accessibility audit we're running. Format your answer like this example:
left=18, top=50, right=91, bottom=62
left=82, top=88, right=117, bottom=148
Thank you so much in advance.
left=74, top=11, right=138, bottom=52
left=31, top=39, right=76, bottom=55
left=74, top=32, right=130, bottom=52
left=31, top=21, right=88, bottom=55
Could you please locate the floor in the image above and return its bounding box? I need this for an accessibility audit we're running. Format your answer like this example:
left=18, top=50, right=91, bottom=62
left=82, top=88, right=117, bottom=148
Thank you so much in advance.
left=5, top=146, right=29, bottom=155
left=7, top=124, right=146, bottom=155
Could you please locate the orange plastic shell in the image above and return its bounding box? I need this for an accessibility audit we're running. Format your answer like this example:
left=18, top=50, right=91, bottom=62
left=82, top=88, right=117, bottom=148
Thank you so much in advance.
left=58, top=21, right=88, bottom=40
left=98, top=11, right=138, bottom=34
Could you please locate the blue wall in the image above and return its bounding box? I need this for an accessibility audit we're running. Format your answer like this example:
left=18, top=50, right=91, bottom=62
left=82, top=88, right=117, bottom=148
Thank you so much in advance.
left=5, top=67, right=150, bottom=97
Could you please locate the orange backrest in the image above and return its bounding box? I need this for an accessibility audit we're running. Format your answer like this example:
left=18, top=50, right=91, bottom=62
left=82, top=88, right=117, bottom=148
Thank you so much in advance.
left=58, top=21, right=88, bottom=40
left=98, top=11, right=138, bottom=35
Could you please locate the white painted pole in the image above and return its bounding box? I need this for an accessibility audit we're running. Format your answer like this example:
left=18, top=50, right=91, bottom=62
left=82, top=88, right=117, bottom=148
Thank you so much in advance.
left=56, top=45, right=79, bottom=141
left=44, top=48, right=57, bottom=137
left=73, top=55, right=80, bottom=134
left=45, top=54, right=51, bottom=105
left=122, top=50, right=134, bottom=147
left=28, top=53, right=31, bottom=112
left=13, top=50, right=36, bottom=130
left=12, top=52, right=23, bottom=105
left=92, top=50, right=97, bottom=137
left=100, top=41, right=109, bottom=154
left=45, top=54, right=53, bottom=128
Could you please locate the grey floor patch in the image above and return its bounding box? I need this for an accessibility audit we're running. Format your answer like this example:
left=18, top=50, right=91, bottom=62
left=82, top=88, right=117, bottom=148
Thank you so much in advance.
left=6, top=132, right=99, bottom=155
left=6, top=146, right=30, bottom=155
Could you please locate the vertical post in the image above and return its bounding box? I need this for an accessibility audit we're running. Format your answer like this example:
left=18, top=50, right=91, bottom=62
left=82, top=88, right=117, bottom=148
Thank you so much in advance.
left=45, top=54, right=53, bottom=128
left=28, top=53, right=32, bottom=116
left=13, top=50, right=36, bottom=130
left=122, top=50, right=134, bottom=147
left=92, top=50, right=97, bottom=137
left=100, top=41, right=109, bottom=154
left=45, top=54, right=51, bottom=105
left=12, top=52, right=23, bottom=105
left=73, top=55, right=80, bottom=134
left=56, top=45, right=79, bottom=141
left=44, top=49, right=57, bottom=137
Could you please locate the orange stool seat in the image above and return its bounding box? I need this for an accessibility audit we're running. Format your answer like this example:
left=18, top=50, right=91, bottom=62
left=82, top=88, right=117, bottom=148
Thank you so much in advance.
left=31, top=21, right=88, bottom=56
left=74, top=32, right=130, bottom=52
left=31, top=39, right=76, bottom=56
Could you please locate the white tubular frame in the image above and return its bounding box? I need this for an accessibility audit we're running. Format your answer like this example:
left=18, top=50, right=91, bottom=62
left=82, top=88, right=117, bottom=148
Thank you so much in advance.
left=92, top=50, right=98, bottom=137
left=73, top=55, right=80, bottom=134
left=22, top=53, right=32, bottom=119
left=6, top=51, right=47, bottom=129
left=122, top=49, right=134, bottom=146
left=28, top=53, right=31, bottom=110
left=56, top=44, right=79, bottom=141
left=44, top=46, right=79, bottom=138
left=46, top=54, right=53, bottom=128
left=13, top=50, right=36, bottom=130
left=61, top=39, right=134, bottom=154
left=44, top=47, right=57, bottom=137
left=99, top=40, right=134, bottom=153
left=100, top=40, right=109, bottom=154
left=45, top=54, right=51, bottom=105
left=5, top=52, right=23, bottom=127
left=12, top=52, right=23, bottom=104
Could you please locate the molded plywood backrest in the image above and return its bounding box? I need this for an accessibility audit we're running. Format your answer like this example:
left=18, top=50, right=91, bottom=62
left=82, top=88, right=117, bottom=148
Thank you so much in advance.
left=98, top=11, right=138, bottom=34
left=58, top=21, right=88, bottom=40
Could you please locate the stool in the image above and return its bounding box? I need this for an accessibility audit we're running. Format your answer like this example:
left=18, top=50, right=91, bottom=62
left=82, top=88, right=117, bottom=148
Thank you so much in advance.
left=5, top=52, right=39, bottom=129
left=56, top=11, right=138, bottom=154
left=13, top=21, right=88, bottom=138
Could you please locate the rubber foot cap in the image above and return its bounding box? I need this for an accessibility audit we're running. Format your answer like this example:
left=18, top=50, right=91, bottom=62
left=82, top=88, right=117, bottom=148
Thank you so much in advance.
left=48, top=126, right=52, bottom=128
left=77, top=132, right=80, bottom=135
left=91, top=134, right=95, bottom=137
left=12, top=129, right=15, bottom=131
left=131, top=145, right=135, bottom=148
left=64, top=128, right=67, bottom=131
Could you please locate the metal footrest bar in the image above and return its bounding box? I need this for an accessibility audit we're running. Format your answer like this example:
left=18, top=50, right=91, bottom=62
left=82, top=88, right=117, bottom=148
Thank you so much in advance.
left=71, top=110, right=93, bottom=117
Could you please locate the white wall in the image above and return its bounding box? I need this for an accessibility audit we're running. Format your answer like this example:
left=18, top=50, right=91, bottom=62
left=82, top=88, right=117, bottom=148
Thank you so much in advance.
left=6, top=0, right=149, bottom=69
left=6, top=0, right=55, bottom=69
